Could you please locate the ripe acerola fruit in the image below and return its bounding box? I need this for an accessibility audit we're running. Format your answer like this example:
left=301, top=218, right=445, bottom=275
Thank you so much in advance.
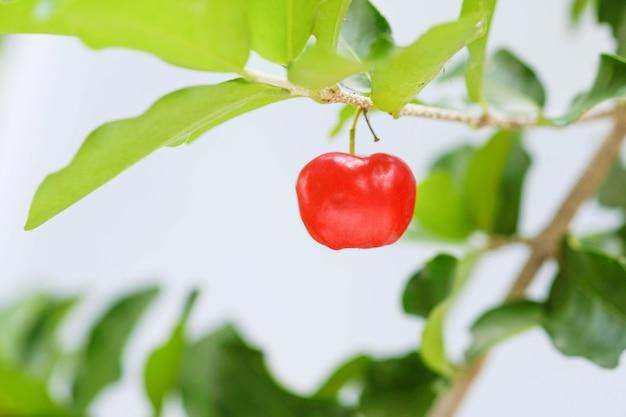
left=296, top=152, right=417, bottom=250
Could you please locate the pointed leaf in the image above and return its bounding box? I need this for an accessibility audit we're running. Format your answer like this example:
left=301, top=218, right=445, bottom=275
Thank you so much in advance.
left=25, top=79, right=291, bottom=230
left=420, top=251, right=481, bottom=376
left=484, top=49, right=547, bottom=115
left=402, top=254, right=457, bottom=318
left=144, top=290, right=199, bottom=417
left=371, top=14, right=485, bottom=116
left=72, top=287, right=159, bottom=410
left=464, top=130, right=531, bottom=235
left=461, top=0, right=498, bottom=104
left=465, top=300, right=544, bottom=360
left=249, top=0, right=322, bottom=65
left=559, top=54, right=626, bottom=124
left=339, top=0, right=394, bottom=62
left=0, top=0, right=250, bottom=72
left=543, top=239, right=626, bottom=368
left=314, top=355, right=373, bottom=400
left=313, top=0, right=353, bottom=51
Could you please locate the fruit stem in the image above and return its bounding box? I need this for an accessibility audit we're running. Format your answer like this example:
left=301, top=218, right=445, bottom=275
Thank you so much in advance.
left=349, top=108, right=363, bottom=155
left=363, top=110, right=381, bottom=142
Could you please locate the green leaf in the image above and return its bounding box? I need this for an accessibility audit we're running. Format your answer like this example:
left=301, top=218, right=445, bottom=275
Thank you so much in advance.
left=313, top=0, right=353, bottom=51
left=20, top=296, right=78, bottom=378
left=371, top=14, right=485, bottom=116
left=543, top=239, right=626, bottom=368
left=0, top=294, right=77, bottom=378
left=559, top=54, right=626, bottom=124
left=288, top=44, right=367, bottom=90
left=461, top=0, right=497, bottom=105
left=0, top=359, right=78, bottom=417
left=598, top=0, right=626, bottom=56
left=570, top=0, right=595, bottom=23
left=359, top=353, right=440, bottom=417
left=420, top=251, right=481, bottom=376
left=412, top=145, right=476, bottom=241
left=180, top=325, right=352, bottom=417
left=144, top=290, right=199, bottom=417
left=412, top=172, right=474, bottom=241
left=465, top=130, right=531, bottom=235
left=314, top=353, right=441, bottom=417
left=465, top=300, right=544, bottom=360
left=484, top=49, right=547, bottom=115
left=72, top=287, right=159, bottom=410
left=598, top=159, right=626, bottom=209
left=314, top=355, right=373, bottom=400
left=0, top=0, right=250, bottom=72
left=25, top=79, right=291, bottom=230
left=328, top=105, right=358, bottom=138
left=339, top=0, right=394, bottom=62
left=402, top=254, right=457, bottom=318
left=579, top=225, right=626, bottom=257
left=249, top=0, right=322, bottom=65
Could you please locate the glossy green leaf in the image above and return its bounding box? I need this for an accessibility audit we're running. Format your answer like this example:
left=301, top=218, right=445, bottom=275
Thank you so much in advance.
left=72, top=287, right=159, bottom=410
left=339, top=0, right=394, bottom=62
left=180, top=325, right=352, bottom=417
left=598, top=0, right=626, bottom=56
left=465, top=130, right=530, bottom=235
left=25, top=79, right=291, bottom=230
left=402, top=254, right=457, bottom=318
left=0, top=359, right=77, bottom=417
left=329, top=105, right=358, bottom=138
left=249, top=0, right=322, bottom=65
left=598, top=159, right=626, bottom=209
left=484, top=49, right=547, bottom=115
left=371, top=14, right=485, bottom=116
left=288, top=44, right=367, bottom=90
left=0, top=0, right=250, bottom=72
left=412, top=172, right=474, bottom=241
left=359, top=353, right=440, bottom=417
left=144, top=290, right=199, bottom=417
left=420, top=251, right=481, bottom=376
left=461, top=0, right=497, bottom=104
left=313, top=0, right=353, bottom=51
left=559, top=54, right=626, bottom=124
left=465, top=300, right=544, bottom=360
left=543, top=239, right=626, bottom=368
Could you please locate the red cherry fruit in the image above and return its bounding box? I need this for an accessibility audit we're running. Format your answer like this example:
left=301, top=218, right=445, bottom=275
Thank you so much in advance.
left=296, top=152, right=417, bottom=250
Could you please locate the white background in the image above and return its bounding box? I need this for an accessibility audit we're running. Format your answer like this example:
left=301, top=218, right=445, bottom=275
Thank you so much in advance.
left=0, top=0, right=625, bottom=416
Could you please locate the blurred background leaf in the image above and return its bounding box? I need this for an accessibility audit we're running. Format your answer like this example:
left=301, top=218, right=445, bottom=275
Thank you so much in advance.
left=72, top=286, right=159, bottom=410
left=144, top=290, right=199, bottom=417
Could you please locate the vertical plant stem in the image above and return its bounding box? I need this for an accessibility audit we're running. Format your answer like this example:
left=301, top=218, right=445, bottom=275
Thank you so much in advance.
left=427, top=113, right=626, bottom=417
left=349, top=108, right=363, bottom=155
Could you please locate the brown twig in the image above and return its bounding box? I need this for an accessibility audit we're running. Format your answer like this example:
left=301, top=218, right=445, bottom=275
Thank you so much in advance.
left=427, top=111, right=626, bottom=417
left=243, top=69, right=619, bottom=129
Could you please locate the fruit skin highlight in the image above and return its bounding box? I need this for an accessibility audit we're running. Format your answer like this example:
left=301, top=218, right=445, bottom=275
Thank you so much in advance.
left=296, top=152, right=417, bottom=250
